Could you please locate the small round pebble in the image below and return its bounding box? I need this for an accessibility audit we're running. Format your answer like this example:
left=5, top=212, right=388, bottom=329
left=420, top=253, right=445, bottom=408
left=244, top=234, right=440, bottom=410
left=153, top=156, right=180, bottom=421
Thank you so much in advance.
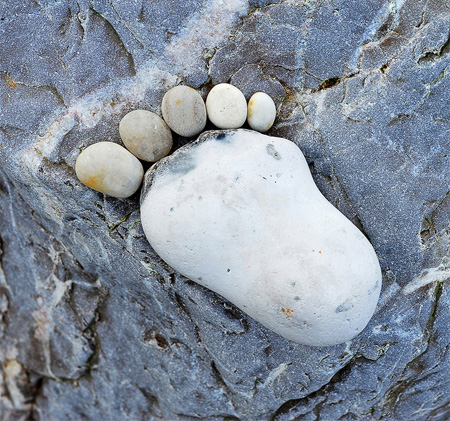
left=247, top=92, right=276, bottom=132
left=75, top=142, right=144, bottom=198
left=205, top=83, right=247, bottom=129
left=119, top=110, right=172, bottom=162
left=161, top=86, right=206, bottom=137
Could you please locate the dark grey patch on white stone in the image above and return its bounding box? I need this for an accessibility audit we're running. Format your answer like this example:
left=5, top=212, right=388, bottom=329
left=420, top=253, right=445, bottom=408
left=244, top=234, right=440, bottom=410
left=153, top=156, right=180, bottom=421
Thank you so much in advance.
left=336, top=301, right=354, bottom=313
left=166, top=150, right=197, bottom=176
left=214, top=131, right=230, bottom=142
left=266, top=144, right=281, bottom=160
left=140, top=130, right=239, bottom=206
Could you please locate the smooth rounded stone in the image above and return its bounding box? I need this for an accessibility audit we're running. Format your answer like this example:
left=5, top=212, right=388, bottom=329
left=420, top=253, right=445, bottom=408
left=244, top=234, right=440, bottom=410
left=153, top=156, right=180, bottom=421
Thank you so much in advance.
left=247, top=92, right=276, bottom=132
left=119, top=110, right=172, bottom=162
left=161, top=85, right=206, bottom=137
left=140, top=129, right=382, bottom=347
left=205, top=83, right=247, bottom=129
left=76, top=142, right=144, bottom=198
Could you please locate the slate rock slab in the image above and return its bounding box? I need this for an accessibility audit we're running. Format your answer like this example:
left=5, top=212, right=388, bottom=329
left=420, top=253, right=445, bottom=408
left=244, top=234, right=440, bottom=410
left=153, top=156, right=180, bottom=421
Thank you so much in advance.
left=1, top=0, right=450, bottom=420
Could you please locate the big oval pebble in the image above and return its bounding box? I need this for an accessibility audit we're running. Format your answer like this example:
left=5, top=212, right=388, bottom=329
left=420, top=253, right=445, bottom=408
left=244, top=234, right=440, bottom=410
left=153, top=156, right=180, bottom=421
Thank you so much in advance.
left=205, top=83, right=247, bottom=129
left=247, top=92, right=276, bottom=132
left=119, top=110, right=172, bottom=162
left=161, top=86, right=206, bottom=137
left=76, top=142, right=144, bottom=198
left=140, top=129, right=382, bottom=347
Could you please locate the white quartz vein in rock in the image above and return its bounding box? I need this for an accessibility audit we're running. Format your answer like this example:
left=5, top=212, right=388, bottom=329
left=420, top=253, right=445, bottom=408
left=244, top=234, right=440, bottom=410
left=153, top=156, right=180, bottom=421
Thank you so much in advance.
left=165, top=0, right=248, bottom=72
left=263, top=363, right=290, bottom=387
left=22, top=0, right=248, bottom=170
left=402, top=264, right=450, bottom=295
left=3, top=176, right=18, bottom=230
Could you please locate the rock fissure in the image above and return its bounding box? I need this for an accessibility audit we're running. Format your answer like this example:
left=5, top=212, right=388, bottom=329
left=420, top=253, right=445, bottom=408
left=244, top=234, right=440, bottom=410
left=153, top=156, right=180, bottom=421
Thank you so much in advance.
left=418, top=31, right=450, bottom=64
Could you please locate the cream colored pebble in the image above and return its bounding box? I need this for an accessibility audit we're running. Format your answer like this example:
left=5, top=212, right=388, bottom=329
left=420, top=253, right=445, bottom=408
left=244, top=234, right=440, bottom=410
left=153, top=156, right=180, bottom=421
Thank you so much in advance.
left=205, top=83, right=247, bottom=129
left=75, top=142, right=144, bottom=198
left=247, top=92, right=276, bottom=132
left=161, top=86, right=207, bottom=137
left=119, top=110, right=172, bottom=162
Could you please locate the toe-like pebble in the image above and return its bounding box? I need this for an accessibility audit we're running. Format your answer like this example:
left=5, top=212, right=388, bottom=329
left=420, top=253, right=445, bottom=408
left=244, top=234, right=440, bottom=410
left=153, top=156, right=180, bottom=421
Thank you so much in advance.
left=161, top=86, right=206, bottom=137
left=119, top=110, right=172, bottom=162
left=75, top=142, right=144, bottom=198
left=206, top=83, right=247, bottom=129
left=247, top=92, right=276, bottom=132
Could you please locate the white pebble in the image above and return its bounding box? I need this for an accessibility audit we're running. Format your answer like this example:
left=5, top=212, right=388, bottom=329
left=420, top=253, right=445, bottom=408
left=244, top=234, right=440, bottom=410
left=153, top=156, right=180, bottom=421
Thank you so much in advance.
left=140, top=129, right=381, bottom=347
left=161, top=86, right=206, bottom=137
left=247, top=92, right=276, bottom=132
left=75, top=142, right=144, bottom=198
left=205, top=83, right=247, bottom=129
left=119, top=110, right=172, bottom=162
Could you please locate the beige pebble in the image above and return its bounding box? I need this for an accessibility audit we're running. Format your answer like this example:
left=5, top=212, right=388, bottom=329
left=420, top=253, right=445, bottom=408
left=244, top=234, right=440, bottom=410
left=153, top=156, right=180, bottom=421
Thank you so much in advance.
left=161, top=86, right=206, bottom=137
left=75, top=142, right=144, bottom=198
left=119, top=110, right=172, bottom=162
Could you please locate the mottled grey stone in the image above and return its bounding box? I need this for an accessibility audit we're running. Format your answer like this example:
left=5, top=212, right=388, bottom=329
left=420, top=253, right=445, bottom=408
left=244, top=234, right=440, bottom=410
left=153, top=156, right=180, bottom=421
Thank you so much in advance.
left=1, top=0, right=450, bottom=420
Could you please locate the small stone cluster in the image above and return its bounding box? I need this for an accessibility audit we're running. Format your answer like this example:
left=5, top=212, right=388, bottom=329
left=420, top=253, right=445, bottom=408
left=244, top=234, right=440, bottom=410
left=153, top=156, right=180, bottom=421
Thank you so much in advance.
left=73, top=83, right=382, bottom=348
left=75, top=83, right=276, bottom=198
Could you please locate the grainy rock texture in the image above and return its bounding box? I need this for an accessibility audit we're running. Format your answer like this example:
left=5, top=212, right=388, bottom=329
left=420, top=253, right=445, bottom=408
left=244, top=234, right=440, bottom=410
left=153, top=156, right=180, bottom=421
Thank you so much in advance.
left=0, top=0, right=449, bottom=420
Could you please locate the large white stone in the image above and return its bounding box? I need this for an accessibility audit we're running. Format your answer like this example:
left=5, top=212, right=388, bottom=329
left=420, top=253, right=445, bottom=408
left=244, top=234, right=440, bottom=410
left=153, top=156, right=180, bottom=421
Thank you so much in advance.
left=140, top=130, right=382, bottom=346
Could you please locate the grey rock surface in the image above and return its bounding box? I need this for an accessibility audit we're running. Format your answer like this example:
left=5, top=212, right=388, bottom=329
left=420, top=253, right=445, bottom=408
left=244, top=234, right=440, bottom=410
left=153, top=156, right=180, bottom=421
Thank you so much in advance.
left=0, top=0, right=449, bottom=419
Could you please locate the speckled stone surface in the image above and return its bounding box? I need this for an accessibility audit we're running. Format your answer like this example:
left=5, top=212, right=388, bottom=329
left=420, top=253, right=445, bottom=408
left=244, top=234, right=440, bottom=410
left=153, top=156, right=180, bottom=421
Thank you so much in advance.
left=141, top=129, right=382, bottom=347
left=1, top=1, right=450, bottom=420
left=119, top=110, right=172, bottom=162
left=76, top=142, right=144, bottom=197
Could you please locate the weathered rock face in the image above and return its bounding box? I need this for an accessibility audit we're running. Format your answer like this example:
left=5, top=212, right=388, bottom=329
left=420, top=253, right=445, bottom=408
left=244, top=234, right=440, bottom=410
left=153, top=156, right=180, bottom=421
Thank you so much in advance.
left=1, top=0, right=450, bottom=420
